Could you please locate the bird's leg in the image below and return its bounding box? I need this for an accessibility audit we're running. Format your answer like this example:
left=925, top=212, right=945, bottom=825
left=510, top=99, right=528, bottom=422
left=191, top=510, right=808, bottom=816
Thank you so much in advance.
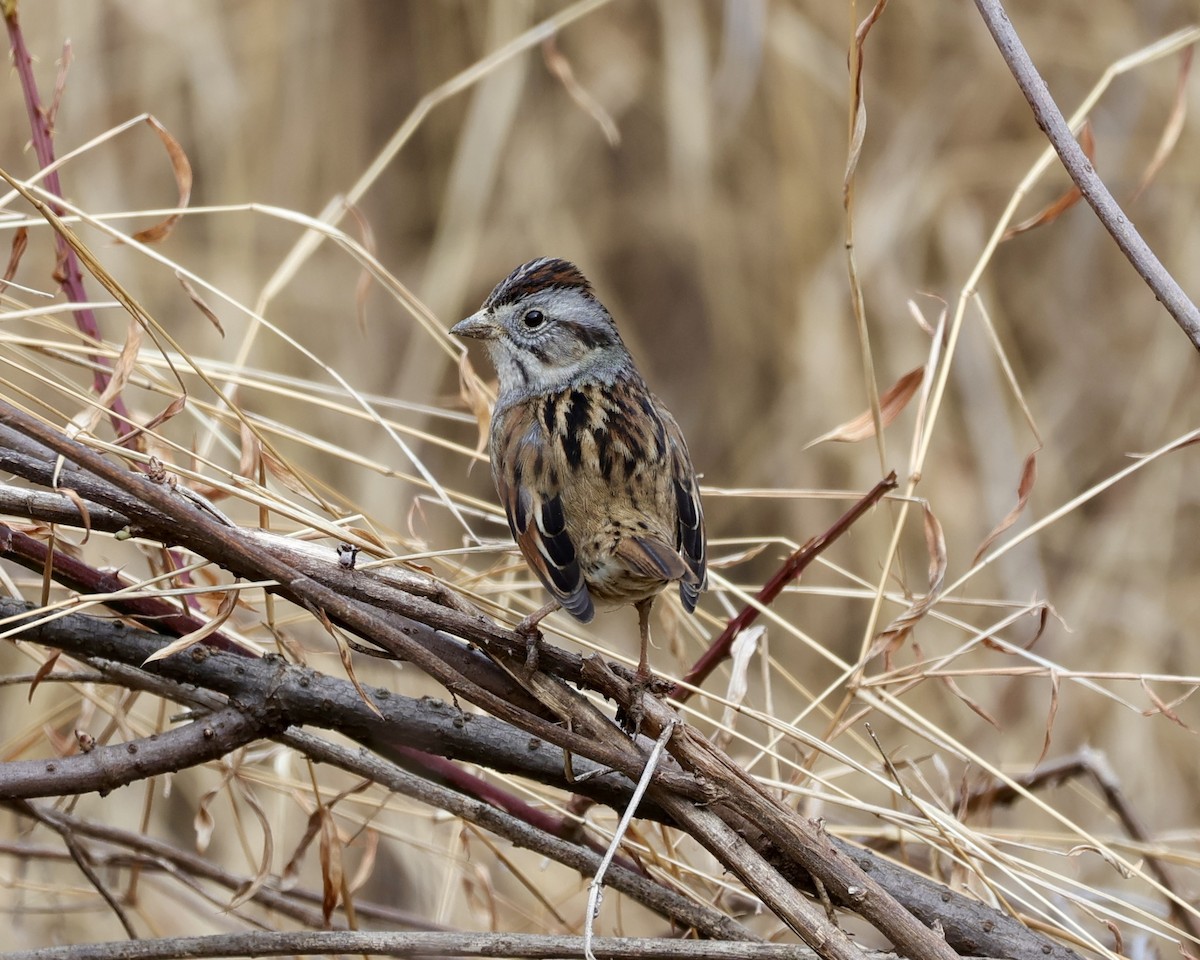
left=515, top=599, right=560, bottom=673
left=626, top=597, right=657, bottom=736
left=634, top=597, right=655, bottom=684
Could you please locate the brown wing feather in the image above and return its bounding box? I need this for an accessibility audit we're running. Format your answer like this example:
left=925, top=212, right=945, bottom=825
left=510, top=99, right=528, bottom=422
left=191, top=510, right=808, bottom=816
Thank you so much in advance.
left=492, top=402, right=594, bottom=622
left=659, top=406, right=706, bottom=612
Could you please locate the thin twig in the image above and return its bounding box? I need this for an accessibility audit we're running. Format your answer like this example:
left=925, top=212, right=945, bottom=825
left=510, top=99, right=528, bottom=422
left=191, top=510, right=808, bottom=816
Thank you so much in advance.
left=585, top=721, right=677, bottom=960
left=671, top=473, right=897, bottom=701
left=973, top=0, right=1200, bottom=350
left=14, top=800, right=139, bottom=939
left=0, top=930, right=851, bottom=960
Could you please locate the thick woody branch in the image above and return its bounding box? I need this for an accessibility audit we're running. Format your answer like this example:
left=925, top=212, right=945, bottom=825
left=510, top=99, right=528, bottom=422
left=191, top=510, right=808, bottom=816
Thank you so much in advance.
left=0, top=405, right=1083, bottom=960
left=0, top=704, right=279, bottom=799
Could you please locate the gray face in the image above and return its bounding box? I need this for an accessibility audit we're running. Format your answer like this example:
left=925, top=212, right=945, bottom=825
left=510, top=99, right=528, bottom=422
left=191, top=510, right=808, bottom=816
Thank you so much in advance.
left=451, top=281, right=635, bottom=409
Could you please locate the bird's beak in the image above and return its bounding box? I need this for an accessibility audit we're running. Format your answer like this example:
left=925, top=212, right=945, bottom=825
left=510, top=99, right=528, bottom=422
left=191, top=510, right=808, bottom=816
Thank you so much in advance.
left=449, top=310, right=501, bottom=341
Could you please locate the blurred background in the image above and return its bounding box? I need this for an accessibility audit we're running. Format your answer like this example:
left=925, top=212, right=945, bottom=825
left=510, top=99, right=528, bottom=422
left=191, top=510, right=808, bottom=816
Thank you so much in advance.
left=3, top=0, right=1200, bottom=950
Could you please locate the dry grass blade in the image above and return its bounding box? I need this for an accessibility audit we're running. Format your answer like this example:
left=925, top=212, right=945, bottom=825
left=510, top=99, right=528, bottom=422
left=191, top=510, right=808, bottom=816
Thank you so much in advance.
left=1129, top=46, right=1192, bottom=203
left=543, top=35, right=620, bottom=147
left=3, top=7, right=1200, bottom=958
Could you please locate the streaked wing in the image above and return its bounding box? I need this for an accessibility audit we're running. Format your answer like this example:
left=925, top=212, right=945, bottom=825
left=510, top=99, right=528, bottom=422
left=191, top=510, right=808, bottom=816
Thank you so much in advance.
left=492, top=403, right=594, bottom=622
left=660, top=406, right=706, bottom=612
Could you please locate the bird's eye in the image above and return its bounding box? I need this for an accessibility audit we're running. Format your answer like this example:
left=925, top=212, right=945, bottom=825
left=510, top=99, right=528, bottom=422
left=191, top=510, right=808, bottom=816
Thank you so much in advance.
left=522, top=309, right=546, bottom=329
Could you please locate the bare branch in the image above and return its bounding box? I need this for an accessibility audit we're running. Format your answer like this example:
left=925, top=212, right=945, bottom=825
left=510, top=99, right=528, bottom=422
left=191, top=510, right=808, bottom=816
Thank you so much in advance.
left=973, top=0, right=1200, bottom=350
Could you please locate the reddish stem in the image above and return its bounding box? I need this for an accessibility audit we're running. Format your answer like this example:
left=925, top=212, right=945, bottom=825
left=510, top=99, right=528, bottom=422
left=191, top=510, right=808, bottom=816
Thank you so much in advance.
left=670, top=472, right=898, bottom=702
left=4, top=8, right=132, bottom=435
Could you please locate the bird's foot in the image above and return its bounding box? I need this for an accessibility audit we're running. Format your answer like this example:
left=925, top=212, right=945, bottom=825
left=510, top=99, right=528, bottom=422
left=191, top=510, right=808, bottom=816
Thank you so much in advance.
left=513, top=600, right=559, bottom=675
left=621, top=664, right=657, bottom=738
left=514, top=619, right=542, bottom=675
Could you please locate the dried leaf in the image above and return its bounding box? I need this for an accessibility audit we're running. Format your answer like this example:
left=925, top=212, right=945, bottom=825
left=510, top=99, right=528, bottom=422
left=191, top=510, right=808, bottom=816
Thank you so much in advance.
left=1139, top=679, right=1197, bottom=730
left=318, top=807, right=343, bottom=926
left=870, top=500, right=946, bottom=663
left=0, top=226, right=28, bottom=293
left=282, top=808, right=324, bottom=891
left=347, top=828, right=379, bottom=894
left=82, top=311, right=143, bottom=436
left=805, top=366, right=923, bottom=448
left=845, top=0, right=891, bottom=194
left=28, top=651, right=62, bottom=702
left=131, top=116, right=193, bottom=244
left=1037, top=670, right=1061, bottom=767
left=1130, top=47, right=1192, bottom=204
left=227, top=783, right=275, bottom=909
left=142, top=588, right=237, bottom=663
left=262, top=447, right=316, bottom=501
left=194, top=786, right=220, bottom=853
left=119, top=394, right=189, bottom=450
left=709, top=541, right=769, bottom=569
left=1004, top=122, right=1095, bottom=239
left=939, top=674, right=1000, bottom=730
left=312, top=604, right=382, bottom=719
left=717, top=626, right=765, bottom=744
left=345, top=525, right=387, bottom=552
left=55, top=487, right=92, bottom=544
left=176, top=271, right=224, bottom=335
left=972, top=449, right=1039, bottom=564
left=457, top=351, right=494, bottom=454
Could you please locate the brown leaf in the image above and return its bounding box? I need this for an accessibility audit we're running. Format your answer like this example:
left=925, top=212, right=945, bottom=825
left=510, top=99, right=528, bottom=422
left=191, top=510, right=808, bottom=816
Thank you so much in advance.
left=939, top=674, right=1000, bottom=730
left=141, top=394, right=188, bottom=434
left=1139, top=679, right=1197, bottom=730
left=972, top=449, right=1039, bottom=564
left=227, top=783, right=275, bottom=910
left=318, top=807, right=343, bottom=926
left=312, top=603, right=383, bottom=719
left=282, top=808, right=324, bottom=891
left=176, top=271, right=224, bottom=335
left=457, top=351, right=494, bottom=454
left=55, top=487, right=92, bottom=544
left=131, top=116, right=193, bottom=244
left=84, top=311, right=143, bottom=436
left=28, top=650, right=62, bottom=702
left=1037, top=670, right=1061, bottom=767
left=1130, top=47, right=1192, bottom=204
left=262, top=447, right=316, bottom=501
left=345, top=525, right=387, bottom=553
left=845, top=0, right=891, bottom=196
left=0, top=226, right=28, bottom=293
left=805, top=366, right=924, bottom=448
left=1003, top=122, right=1095, bottom=239
left=194, top=785, right=221, bottom=853
left=119, top=394, right=189, bottom=451
left=869, top=500, right=946, bottom=663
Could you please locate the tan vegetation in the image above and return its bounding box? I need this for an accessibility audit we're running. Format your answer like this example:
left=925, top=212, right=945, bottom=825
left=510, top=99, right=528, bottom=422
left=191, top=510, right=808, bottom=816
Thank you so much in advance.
left=1, top=2, right=1199, bottom=958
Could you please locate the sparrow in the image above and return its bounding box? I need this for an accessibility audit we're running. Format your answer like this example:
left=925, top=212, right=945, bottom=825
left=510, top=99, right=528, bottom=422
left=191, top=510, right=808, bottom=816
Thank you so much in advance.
left=451, top=257, right=706, bottom=684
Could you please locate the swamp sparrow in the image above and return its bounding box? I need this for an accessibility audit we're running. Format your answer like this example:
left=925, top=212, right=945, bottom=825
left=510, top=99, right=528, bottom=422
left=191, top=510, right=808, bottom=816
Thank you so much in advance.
left=451, top=258, right=706, bottom=682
